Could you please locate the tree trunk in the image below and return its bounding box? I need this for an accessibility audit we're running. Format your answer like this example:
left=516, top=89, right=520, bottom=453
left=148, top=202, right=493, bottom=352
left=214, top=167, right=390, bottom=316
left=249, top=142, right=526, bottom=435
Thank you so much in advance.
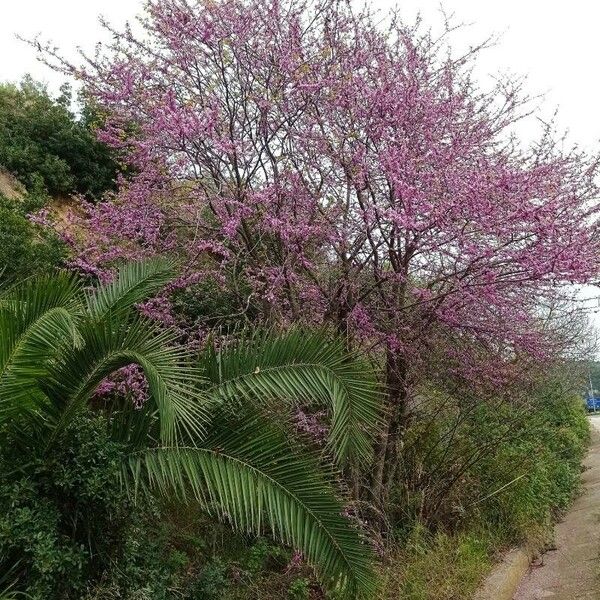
left=369, top=348, right=409, bottom=523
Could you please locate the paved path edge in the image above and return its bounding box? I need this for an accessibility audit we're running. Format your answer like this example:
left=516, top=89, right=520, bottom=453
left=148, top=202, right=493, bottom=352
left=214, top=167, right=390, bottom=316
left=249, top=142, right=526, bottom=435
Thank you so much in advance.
left=474, top=546, right=537, bottom=600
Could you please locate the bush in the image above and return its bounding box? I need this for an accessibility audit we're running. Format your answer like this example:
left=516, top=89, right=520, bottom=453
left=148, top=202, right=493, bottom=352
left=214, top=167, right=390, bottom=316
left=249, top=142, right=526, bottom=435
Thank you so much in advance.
left=287, top=578, right=311, bottom=600
left=471, top=382, right=589, bottom=542
left=0, top=194, right=65, bottom=284
left=381, top=377, right=590, bottom=598
left=170, top=275, right=259, bottom=332
left=0, top=420, right=313, bottom=600
left=393, top=378, right=588, bottom=537
left=0, top=78, right=118, bottom=198
left=0, top=414, right=171, bottom=599
left=188, top=558, right=229, bottom=599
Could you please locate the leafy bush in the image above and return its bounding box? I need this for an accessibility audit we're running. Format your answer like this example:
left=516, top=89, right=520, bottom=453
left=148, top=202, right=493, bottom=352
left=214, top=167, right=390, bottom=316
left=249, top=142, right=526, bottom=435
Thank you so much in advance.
left=188, top=558, right=229, bottom=599
left=473, top=382, right=589, bottom=542
left=381, top=378, right=589, bottom=598
left=242, top=539, right=289, bottom=575
left=0, top=414, right=135, bottom=598
left=0, top=195, right=65, bottom=284
left=287, top=578, right=311, bottom=600
left=170, top=276, right=259, bottom=332
left=0, top=412, right=200, bottom=600
left=394, top=379, right=588, bottom=536
left=0, top=78, right=118, bottom=198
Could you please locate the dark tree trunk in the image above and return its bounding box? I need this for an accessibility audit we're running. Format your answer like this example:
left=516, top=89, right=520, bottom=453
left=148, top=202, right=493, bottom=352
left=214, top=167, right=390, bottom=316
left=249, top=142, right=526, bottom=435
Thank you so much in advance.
left=369, top=348, right=409, bottom=523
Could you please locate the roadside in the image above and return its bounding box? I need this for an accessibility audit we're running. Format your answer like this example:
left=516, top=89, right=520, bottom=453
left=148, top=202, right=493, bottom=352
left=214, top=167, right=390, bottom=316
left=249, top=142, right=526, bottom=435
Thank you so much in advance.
left=512, top=415, right=600, bottom=599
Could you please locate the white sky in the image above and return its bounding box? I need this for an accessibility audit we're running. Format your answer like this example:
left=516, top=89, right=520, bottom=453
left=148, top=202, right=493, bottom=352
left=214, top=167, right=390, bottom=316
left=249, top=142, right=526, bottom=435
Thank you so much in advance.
left=2, top=0, right=600, bottom=333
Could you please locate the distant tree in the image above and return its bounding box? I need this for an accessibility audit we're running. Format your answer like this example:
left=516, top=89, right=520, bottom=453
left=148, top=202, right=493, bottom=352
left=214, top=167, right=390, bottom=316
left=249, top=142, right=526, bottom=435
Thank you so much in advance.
left=586, top=360, right=600, bottom=394
left=0, top=77, right=118, bottom=198
left=40, top=0, right=600, bottom=510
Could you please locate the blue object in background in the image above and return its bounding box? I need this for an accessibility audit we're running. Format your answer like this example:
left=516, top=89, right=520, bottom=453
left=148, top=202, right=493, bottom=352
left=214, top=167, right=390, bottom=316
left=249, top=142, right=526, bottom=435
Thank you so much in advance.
left=586, top=397, right=600, bottom=411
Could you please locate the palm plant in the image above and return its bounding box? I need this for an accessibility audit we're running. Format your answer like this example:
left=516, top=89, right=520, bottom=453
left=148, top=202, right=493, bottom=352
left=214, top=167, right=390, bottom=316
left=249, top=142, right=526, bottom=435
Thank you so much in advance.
left=0, top=260, right=381, bottom=598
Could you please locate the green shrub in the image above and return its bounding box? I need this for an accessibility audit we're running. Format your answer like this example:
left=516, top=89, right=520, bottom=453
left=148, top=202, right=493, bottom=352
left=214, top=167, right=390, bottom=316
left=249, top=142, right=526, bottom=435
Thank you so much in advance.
left=0, top=195, right=65, bottom=284
left=0, top=414, right=173, bottom=600
left=0, top=78, right=118, bottom=198
left=188, top=558, right=230, bottom=599
left=472, top=383, right=589, bottom=542
left=170, top=275, right=259, bottom=331
left=287, top=578, right=311, bottom=600
left=382, top=377, right=589, bottom=598
left=243, top=539, right=289, bottom=575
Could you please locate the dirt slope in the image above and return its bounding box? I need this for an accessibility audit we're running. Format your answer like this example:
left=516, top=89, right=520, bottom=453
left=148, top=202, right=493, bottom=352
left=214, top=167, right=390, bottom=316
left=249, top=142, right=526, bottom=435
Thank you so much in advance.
left=0, top=167, right=25, bottom=200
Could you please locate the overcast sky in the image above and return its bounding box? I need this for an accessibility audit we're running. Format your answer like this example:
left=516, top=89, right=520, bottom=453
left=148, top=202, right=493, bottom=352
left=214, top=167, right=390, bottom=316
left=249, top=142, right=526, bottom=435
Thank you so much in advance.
left=2, top=0, right=600, bottom=330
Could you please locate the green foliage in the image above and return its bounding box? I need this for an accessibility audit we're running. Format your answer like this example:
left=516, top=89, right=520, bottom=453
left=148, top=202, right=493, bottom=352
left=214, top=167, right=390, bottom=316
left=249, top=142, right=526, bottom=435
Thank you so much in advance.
left=243, top=539, right=289, bottom=574
left=170, top=276, right=259, bottom=332
left=381, top=525, right=493, bottom=600
left=0, top=261, right=379, bottom=598
left=129, top=413, right=376, bottom=597
left=287, top=578, right=311, bottom=600
left=394, top=380, right=588, bottom=537
left=202, top=328, right=382, bottom=466
left=0, top=78, right=118, bottom=198
left=0, top=195, right=65, bottom=284
left=0, top=414, right=133, bottom=599
left=381, top=380, right=589, bottom=598
left=472, top=383, right=589, bottom=542
left=0, top=76, right=118, bottom=284
left=189, top=558, right=229, bottom=599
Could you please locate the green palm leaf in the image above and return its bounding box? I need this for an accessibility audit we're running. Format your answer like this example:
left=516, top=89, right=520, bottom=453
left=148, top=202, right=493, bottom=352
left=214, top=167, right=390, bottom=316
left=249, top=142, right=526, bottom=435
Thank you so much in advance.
left=0, top=273, right=82, bottom=420
left=202, top=329, right=382, bottom=465
left=125, top=414, right=377, bottom=599
left=43, top=315, right=207, bottom=446
left=85, top=257, right=175, bottom=320
left=0, top=263, right=381, bottom=596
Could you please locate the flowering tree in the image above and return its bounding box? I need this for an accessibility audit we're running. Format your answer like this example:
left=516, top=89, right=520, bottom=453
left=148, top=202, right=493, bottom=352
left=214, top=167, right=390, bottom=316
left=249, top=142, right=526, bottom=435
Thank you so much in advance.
left=40, top=0, right=600, bottom=508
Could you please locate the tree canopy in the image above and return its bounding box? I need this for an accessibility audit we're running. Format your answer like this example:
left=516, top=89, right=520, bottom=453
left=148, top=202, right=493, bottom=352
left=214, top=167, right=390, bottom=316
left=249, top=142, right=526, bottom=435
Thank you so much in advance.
left=0, top=77, right=118, bottom=198
left=38, top=0, right=600, bottom=509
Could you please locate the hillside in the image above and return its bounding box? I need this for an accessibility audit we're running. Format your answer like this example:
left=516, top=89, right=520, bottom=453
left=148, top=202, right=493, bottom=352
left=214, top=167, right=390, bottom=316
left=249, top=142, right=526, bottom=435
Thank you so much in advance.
left=0, top=166, right=24, bottom=200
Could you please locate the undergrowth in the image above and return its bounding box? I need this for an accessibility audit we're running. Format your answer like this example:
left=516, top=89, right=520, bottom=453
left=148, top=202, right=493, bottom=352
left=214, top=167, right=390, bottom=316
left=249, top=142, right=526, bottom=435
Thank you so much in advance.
left=379, top=379, right=589, bottom=599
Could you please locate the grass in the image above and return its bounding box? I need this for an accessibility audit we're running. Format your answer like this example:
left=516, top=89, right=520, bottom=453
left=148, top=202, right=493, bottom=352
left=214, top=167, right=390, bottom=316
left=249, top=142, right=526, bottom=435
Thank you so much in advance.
left=379, top=524, right=495, bottom=600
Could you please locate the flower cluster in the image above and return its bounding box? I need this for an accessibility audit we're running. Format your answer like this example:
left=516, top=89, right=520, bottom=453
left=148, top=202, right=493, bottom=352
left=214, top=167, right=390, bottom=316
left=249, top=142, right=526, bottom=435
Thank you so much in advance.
left=293, top=408, right=328, bottom=445
left=95, top=363, right=149, bottom=408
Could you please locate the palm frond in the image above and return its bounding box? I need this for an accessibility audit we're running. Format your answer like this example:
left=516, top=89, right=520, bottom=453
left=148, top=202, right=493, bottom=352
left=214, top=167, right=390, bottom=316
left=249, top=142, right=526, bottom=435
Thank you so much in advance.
left=125, top=414, right=377, bottom=599
left=201, top=329, right=382, bottom=465
left=43, top=315, right=207, bottom=447
left=86, top=257, right=175, bottom=320
left=0, top=273, right=82, bottom=420
left=0, top=265, right=381, bottom=595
